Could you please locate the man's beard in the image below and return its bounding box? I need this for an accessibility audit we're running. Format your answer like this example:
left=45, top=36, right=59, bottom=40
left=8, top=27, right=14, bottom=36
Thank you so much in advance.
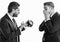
left=13, top=13, right=18, bottom=17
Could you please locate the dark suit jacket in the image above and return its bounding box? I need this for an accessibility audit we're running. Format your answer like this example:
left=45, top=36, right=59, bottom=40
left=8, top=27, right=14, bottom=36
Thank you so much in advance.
left=39, top=12, right=60, bottom=42
left=0, top=14, right=21, bottom=42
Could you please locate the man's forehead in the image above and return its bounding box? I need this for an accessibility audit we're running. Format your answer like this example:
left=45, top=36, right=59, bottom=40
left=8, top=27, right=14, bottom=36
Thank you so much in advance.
left=44, top=5, right=53, bottom=8
left=16, top=7, right=20, bottom=10
left=44, top=5, right=50, bottom=7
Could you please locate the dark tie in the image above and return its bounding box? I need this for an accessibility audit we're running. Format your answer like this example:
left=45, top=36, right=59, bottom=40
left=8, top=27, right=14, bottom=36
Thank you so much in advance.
left=12, top=18, right=17, bottom=29
left=12, top=18, right=16, bottom=24
left=12, top=18, right=20, bottom=42
left=50, top=17, right=52, bottom=19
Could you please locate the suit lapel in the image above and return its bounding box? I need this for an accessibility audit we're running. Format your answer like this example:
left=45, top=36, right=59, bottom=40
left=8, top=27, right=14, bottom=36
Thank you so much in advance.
left=51, top=12, right=58, bottom=20
left=5, top=14, right=17, bottom=31
left=6, top=19, right=15, bottom=31
left=50, top=12, right=60, bottom=25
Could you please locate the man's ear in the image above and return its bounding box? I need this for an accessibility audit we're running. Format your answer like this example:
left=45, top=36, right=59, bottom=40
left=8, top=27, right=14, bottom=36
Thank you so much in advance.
left=12, top=9, right=15, bottom=13
left=12, top=9, right=14, bottom=11
left=50, top=6, right=54, bottom=10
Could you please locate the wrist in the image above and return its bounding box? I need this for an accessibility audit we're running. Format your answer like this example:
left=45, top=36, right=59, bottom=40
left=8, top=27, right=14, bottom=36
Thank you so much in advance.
left=46, top=17, right=50, bottom=21
left=44, top=19, right=47, bottom=22
left=44, top=18, right=50, bottom=22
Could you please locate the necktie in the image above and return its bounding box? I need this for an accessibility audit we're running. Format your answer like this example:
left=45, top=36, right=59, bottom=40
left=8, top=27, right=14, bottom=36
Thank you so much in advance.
left=12, top=18, right=20, bottom=42
left=12, top=18, right=17, bottom=30
left=12, top=18, right=16, bottom=24
left=50, top=17, right=52, bottom=20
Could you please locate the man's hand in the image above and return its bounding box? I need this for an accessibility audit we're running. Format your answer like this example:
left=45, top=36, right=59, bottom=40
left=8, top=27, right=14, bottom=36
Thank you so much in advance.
left=43, top=10, right=50, bottom=21
left=18, top=22, right=25, bottom=31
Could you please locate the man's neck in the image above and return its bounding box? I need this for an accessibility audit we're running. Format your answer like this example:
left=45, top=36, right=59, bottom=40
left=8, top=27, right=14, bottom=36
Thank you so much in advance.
left=7, top=13, right=14, bottom=20
left=9, top=13, right=13, bottom=17
left=50, top=11, right=56, bottom=17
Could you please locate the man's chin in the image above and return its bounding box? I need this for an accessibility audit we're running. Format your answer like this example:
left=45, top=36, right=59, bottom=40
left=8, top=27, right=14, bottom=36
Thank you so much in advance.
left=13, top=14, right=18, bottom=17
left=13, top=15, right=18, bottom=17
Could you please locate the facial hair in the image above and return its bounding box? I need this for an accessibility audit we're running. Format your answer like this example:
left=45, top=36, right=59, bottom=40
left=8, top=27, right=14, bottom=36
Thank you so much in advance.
left=13, top=13, right=18, bottom=17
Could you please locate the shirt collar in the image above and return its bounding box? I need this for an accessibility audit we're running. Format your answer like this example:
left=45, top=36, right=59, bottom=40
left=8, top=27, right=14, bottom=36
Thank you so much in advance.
left=7, top=13, right=14, bottom=21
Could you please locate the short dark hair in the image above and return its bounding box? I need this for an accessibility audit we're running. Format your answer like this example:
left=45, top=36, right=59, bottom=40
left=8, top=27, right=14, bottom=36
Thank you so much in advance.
left=44, top=2, right=54, bottom=8
left=8, top=1, right=20, bottom=13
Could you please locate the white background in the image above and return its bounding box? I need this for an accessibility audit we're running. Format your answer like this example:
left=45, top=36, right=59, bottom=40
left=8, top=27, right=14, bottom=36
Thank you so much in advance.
left=0, top=0, right=60, bottom=42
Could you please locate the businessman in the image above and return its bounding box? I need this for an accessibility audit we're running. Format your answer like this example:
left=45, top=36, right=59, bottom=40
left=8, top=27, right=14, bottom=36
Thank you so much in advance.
left=39, top=2, right=60, bottom=42
left=0, top=1, right=25, bottom=42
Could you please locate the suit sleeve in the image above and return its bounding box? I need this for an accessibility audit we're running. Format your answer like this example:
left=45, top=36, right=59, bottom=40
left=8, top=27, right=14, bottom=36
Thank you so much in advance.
left=1, top=19, right=20, bottom=40
left=45, top=17, right=60, bottom=33
left=39, top=21, right=46, bottom=31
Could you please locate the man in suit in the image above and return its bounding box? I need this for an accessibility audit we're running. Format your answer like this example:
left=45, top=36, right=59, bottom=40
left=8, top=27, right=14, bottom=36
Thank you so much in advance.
left=0, top=1, right=25, bottom=42
left=39, top=2, right=60, bottom=42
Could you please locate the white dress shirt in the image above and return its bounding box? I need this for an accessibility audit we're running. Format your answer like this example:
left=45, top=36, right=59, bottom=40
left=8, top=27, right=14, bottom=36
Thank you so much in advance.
left=7, top=13, right=14, bottom=22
